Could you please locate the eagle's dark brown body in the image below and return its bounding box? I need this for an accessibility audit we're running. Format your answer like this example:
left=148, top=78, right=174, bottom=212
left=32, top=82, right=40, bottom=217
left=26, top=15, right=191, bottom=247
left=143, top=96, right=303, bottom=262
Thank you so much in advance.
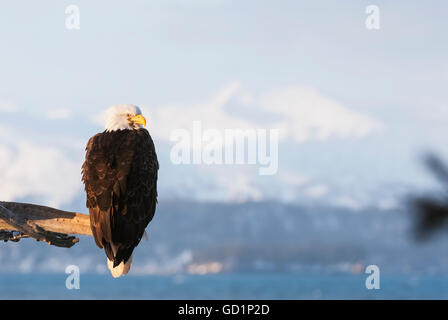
left=81, top=129, right=158, bottom=268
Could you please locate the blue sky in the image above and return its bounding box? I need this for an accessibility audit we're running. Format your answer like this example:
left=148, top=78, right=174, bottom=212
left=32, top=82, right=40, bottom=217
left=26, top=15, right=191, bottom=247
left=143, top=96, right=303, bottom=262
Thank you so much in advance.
left=0, top=1, right=447, bottom=210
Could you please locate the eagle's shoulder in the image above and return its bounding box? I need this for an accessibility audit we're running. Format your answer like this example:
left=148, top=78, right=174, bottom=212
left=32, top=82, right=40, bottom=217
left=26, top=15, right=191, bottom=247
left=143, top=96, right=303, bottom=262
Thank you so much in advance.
left=86, top=132, right=101, bottom=149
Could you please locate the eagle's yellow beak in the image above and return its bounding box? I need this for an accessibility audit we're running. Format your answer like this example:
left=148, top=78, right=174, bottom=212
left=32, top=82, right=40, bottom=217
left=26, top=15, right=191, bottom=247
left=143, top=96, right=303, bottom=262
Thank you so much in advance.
left=131, top=114, right=147, bottom=127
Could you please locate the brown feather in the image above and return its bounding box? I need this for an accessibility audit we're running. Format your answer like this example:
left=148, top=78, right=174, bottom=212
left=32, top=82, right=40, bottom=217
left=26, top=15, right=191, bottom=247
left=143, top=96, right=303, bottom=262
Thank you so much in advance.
left=82, top=129, right=159, bottom=268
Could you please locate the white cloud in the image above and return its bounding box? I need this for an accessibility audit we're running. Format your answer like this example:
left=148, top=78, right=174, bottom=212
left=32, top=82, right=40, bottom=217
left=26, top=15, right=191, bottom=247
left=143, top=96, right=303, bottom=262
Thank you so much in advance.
left=278, top=170, right=309, bottom=186
left=258, top=85, right=383, bottom=143
left=45, top=108, right=72, bottom=120
left=140, top=82, right=382, bottom=144
left=0, top=101, right=18, bottom=113
left=146, top=81, right=256, bottom=142
left=0, top=126, right=81, bottom=207
left=305, top=184, right=329, bottom=198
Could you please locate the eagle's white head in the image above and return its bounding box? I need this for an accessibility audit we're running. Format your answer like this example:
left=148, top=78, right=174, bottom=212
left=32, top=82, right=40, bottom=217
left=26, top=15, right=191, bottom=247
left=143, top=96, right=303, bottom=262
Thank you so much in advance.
left=104, top=104, right=147, bottom=132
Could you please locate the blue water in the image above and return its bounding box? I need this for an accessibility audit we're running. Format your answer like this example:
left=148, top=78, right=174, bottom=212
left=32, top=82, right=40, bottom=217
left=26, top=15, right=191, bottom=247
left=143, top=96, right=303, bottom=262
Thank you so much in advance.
left=0, top=273, right=447, bottom=299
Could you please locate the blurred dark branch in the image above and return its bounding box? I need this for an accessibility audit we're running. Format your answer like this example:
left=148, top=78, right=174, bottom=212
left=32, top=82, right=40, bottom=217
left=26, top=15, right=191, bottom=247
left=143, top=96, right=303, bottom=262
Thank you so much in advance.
left=423, top=154, right=448, bottom=191
left=410, top=196, right=448, bottom=240
left=410, top=153, right=448, bottom=240
left=0, top=201, right=92, bottom=248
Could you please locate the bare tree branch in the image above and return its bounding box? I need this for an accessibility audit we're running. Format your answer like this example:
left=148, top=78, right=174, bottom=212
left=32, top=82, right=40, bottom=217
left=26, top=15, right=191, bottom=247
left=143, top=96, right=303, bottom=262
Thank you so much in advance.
left=0, top=201, right=92, bottom=248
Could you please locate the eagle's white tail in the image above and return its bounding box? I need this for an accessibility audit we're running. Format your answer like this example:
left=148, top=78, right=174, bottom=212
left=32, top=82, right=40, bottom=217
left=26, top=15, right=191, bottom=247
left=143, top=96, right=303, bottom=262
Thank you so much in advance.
left=107, top=254, right=133, bottom=278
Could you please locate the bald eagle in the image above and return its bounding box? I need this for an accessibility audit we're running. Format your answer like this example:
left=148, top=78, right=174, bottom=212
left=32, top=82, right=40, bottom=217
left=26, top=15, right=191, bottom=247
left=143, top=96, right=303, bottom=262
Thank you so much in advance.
left=82, top=104, right=159, bottom=278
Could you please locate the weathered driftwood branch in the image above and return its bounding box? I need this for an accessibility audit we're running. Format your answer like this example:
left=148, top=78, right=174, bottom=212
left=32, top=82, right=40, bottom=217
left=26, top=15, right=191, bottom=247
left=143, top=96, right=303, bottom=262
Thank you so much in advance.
left=0, top=201, right=92, bottom=248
